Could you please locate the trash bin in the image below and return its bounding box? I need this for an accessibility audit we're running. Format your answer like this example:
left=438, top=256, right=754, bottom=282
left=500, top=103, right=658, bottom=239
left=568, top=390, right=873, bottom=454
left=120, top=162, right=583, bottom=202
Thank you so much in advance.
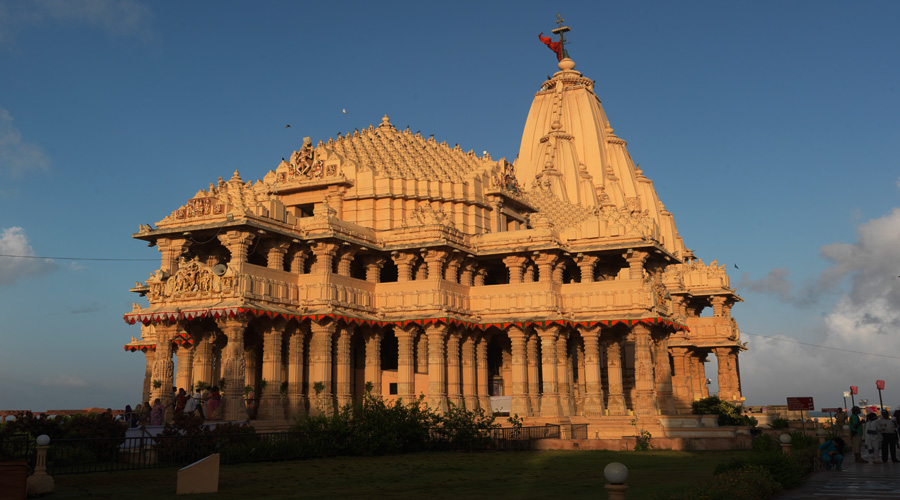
left=0, top=460, right=27, bottom=500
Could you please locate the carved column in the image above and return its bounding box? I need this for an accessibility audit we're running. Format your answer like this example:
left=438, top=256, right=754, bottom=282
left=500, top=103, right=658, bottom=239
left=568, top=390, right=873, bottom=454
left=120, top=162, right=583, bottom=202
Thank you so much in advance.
left=425, top=323, right=449, bottom=413
left=142, top=348, right=155, bottom=405
left=689, top=350, right=709, bottom=400
left=490, top=198, right=504, bottom=233
left=311, top=242, right=339, bottom=275
left=259, top=322, right=285, bottom=420
left=217, top=231, right=255, bottom=272
left=446, top=329, right=463, bottom=408
left=444, top=254, right=464, bottom=283
left=625, top=250, right=649, bottom=280
left=391, top=252, right=417, bottom=282
left=575, top=254, right=598, bottom=283
left=715, top=347, right=739, bottom=402
left=526, top=333, right=541, bottom=415
left=335, top=324, right=353, bottom=409
left=156, top=238, right=190, bottom=275
left=286, top=323, right=306, bottom=419
left=581, top=326, right=604, bottom=417
left=175, top=344, right=193, bottom=393
left=556, top=331, right=573, bottom=416
left=474, top=269, right=486, bottom=286
left=711, top=296, right=727, bottom=317
left=289, top=247, right=310, bottom=274
left=364, top=256, right=386, bottom=283
left=364, top=329, right=383, bottom=396
left=536, top=325, right=561, bottom=417
left=604, top=335, right=627, bottom=415
left=336, top=245, right=358, bottom=276
left=396, top=326, right=417, bottom=402
left=669, top=347, right=693, bottom=413
left=424, top=250, right=448, bottom=281
left=309, top=320, right=335, bottom=415
left=151, top=324, right=176, bottom=422
left=502, top=255, right=527, bottom=284
left=508, top=326, right=531, bottom=417
left=217, top=317, right=249, bottom=422
left=267, top=242, right=290, bottom=271
left=191, top=334, right=214, bottom=392
left=476, top=335, right=492, bottom=412
left=459, top=261, right=476, bottom=286
left=461, top=333, right=478, bottom=410
left=632, top=324, right=658, bottom=416
left=654, top=335, right=676, bottom=415
left=534, top=253, right=559, bottom=284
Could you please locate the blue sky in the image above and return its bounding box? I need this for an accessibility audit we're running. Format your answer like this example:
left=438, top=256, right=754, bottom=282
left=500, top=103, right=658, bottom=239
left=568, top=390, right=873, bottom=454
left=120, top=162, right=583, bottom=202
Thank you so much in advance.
left=0, top=1, right=898, bottom=413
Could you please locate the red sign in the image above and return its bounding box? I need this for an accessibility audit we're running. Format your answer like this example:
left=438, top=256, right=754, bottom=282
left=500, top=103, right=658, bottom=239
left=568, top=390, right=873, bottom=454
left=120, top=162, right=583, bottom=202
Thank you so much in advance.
left=822, top=408, right=842, bottom=413
left=787, top=397, right=815, bottom=411
left=877, top=380, right=886, bottom=390
left=850, top=386, right=858, bottom=394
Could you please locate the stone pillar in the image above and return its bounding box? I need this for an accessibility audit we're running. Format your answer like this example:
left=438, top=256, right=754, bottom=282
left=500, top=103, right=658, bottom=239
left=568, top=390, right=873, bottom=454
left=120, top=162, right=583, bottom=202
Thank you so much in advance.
left=396, top=326, right=416, bottom=403
left=689, top=350, right=709, bottom=400
left=364, top=329, right=383, bottom=396
left=715, top=347, right=739, bottom=402
left=444, top=255, right=464, bottom=283
left=490, top=198, right=504, bottom=233
left=259, top=322, right=285, bottom=420
left=309, top=321, right=335, bottom=415
left=534, top=253, right=558, bottom=284
left=502, top=256, right=527, bottom=284
left=175, top=344, right=194, bottom=393
left=424, top=250, right=448, bottom=281
left=217, top=317, right=249, bottom=422
left=575, top=254, right=598, bottom=283
left=654, top=336, right=676, bottom=415
left=391, top=252, right=417, bottom=282
left=604, top=335, right=627, bottom=415
left=536, top=325, right=561, bottom=417
left=217, top=231, right=255, bottom=272
left=625, top=250, right=649, bottom=280
left=526, top=333, right=541, bottom=415
left=476, top=335, right=491, bottom=412
left=286, top=324, right=306, bottom=419
left=156, top=238, right=190, bottom=275
left=289, top=247, right=310, bottom=274
left=267, top=242, right=290, bottom=271
left=474, top=269, right=486, bottom=286
left=669, top=347, right=693, bottom=413
left=335, top=324, right=353, bottom=408
left=556, top=331, right=573, bottom=416
left=142, top=348, right=155, bottom=404
left=459, top=261, right=476, bottom=286
left=191, top=335, right=214, bottom=392
left=426, top=323, right=449, bottom=413
left=446, top=330, right=463, bottom=408
left=508, top=326, right=531, bottom=417
left=311, top=242, right=339, bottom=275
left=364, top=256, right=385, bottom=283
left=336, top=246, right=358, bottom=276
left=632, top=325, right=658, bottom=416
left=581, top=326, right=604, bottom=417
left=461, top=333, right=478, bottom=410
left=152, top=325, right=176, bottom=422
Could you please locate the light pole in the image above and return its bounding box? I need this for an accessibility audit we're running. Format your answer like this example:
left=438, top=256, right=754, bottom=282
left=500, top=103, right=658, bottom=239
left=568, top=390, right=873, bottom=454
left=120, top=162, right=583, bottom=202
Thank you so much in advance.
left=843, top=391, right=850, bottom=410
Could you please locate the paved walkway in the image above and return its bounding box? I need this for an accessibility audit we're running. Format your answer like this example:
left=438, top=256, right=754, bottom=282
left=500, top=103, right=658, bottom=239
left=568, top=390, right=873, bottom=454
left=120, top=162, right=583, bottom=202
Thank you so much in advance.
left=775, top=458, right=900, bottom=499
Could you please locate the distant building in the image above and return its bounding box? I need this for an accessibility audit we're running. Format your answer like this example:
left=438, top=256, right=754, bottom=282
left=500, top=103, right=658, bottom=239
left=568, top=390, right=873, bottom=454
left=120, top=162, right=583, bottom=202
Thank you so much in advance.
left=124, top=47, right=744, bottom=434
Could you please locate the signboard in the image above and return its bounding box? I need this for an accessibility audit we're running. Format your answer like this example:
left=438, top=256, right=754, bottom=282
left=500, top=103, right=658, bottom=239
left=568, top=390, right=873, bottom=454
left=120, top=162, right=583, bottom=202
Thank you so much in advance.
left=787, top=397, right=815, bottom=411
left=850, top=386, right=858, bottom=395
left=877, top=380, right=886, bottom=390
left=821, top=408, right=842, bottom=413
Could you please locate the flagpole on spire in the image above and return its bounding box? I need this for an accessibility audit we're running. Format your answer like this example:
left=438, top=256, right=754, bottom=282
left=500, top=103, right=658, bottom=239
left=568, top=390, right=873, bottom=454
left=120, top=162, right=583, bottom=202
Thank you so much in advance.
left=551, top=13, right=571, bottom=60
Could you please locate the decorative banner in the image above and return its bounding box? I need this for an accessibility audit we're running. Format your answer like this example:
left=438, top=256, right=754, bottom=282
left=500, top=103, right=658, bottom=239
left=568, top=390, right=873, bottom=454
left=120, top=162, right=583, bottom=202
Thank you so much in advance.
left=850, top=386, right=858, bottom=395
left=876, top=380, right=886, bottom=390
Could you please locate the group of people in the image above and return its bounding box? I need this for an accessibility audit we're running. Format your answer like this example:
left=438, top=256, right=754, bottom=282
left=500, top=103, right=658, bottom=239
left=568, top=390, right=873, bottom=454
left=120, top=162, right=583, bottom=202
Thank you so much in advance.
left=124, top=386, right=225, bottom=427
left=827, top=406, right=900, bottom=469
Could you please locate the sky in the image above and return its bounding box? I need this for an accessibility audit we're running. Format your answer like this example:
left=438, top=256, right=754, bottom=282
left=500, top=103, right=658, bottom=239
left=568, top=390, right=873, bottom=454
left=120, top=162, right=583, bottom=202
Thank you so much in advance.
left=0, top=0, right=898, bottom=414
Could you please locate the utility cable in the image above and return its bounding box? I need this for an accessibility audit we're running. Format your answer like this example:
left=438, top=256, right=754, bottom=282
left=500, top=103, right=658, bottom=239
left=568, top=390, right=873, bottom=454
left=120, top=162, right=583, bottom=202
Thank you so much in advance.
left=0, top=254, right=155, bottom=261
left=741, top=331, right=900, bottom=360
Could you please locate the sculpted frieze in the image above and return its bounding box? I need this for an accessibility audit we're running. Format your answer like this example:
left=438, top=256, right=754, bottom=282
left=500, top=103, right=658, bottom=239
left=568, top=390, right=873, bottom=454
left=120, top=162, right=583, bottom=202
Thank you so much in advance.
left=149, top=258, right=234, bottom=300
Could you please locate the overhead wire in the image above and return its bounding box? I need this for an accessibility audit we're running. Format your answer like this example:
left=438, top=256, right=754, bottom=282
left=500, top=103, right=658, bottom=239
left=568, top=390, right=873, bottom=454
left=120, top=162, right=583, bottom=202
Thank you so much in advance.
left=740, top=330, right=900, bottom=360
left=0, top=254, right=155, bottom=261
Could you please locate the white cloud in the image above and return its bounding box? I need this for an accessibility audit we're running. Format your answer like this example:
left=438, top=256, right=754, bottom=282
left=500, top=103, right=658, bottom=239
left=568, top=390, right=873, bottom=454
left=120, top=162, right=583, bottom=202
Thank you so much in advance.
left=39, top=374, right=89, bottom=388
left=0, top=107, right=50, bottom=177
left=0, top=226, right=57, bottom=285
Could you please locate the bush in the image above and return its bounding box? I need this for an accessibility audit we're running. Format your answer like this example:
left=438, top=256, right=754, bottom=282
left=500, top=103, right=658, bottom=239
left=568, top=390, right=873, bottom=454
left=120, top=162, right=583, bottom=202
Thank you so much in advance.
left=654, top=465, right=781, bottom=500
left=752, top=433, right=776, bottom=452
left=768, top=417, right=789, bottom=429
left=691, top=396, right=758, bottom=426
left=714, top=450, right=804, bottom=489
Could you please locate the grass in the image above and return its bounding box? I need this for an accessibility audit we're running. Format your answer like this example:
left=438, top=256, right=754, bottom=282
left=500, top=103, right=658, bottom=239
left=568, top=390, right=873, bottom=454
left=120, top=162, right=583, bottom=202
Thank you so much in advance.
left=52, top=449, right=751, bottom=499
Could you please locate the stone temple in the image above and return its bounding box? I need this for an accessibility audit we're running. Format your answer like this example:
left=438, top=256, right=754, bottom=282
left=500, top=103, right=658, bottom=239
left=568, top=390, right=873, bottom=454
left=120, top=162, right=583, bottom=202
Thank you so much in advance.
left=123, top=45, right=745, bottom=437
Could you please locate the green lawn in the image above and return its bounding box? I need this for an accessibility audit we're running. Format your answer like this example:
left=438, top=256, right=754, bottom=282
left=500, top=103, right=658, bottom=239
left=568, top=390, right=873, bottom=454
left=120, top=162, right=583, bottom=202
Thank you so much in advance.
left=53, top=449, right=750, bottom=499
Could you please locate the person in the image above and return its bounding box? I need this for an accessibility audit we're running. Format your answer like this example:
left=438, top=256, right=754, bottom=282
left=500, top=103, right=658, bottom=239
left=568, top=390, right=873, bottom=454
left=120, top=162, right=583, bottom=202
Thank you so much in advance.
left=175, top=388, right=188, bottom=414
left=245, top=386, right=257, bottom=420
left=150, top=398, right=165, bottom=425
left=123, top=405, right=134, bottom=427
left=183, top=390, right=197, bottom=416
left=863, top=412, right=883, bottom=464
left=834, top=408, right=848, bottom=433
left=139, top=400, right=151, bottom=425
left=818, top=436, right=846, bottom=471
left=206, top=386, right=223, bottom=420
left=849, top=406, right=864, bottom=462
left=192, top=390, right=205, bottom=419
left=876, top=410, right=899, bottom=463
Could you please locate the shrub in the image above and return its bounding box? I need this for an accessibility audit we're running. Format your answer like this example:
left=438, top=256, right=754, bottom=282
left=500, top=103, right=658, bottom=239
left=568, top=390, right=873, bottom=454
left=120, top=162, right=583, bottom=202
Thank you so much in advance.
left=714, top=450, right=804, bottom=489
left=768, top=417, right=789, bottom=429
left=691, top=396, right=757, bottom=426
left=752, top=433, right=776, bottom=452
left=654, top=465, right=781, bottom=500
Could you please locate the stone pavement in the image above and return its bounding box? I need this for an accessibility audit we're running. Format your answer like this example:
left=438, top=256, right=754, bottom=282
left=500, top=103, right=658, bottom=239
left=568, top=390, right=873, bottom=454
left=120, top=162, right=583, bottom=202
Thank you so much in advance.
left=775, top=458, right=900, bottom=499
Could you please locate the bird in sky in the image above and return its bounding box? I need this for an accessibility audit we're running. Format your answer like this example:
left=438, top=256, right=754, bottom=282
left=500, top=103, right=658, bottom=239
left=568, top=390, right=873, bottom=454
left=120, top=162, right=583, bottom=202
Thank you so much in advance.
left=342, top=109, right=347, bottom=114
left=285, top=124, right=290, bottom=128
left=734, top=264, right=739, bottom=269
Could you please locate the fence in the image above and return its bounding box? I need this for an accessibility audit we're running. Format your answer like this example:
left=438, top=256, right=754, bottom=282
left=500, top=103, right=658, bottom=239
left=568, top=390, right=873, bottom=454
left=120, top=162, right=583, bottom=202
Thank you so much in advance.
left=1, top=425, right=561, bottom=475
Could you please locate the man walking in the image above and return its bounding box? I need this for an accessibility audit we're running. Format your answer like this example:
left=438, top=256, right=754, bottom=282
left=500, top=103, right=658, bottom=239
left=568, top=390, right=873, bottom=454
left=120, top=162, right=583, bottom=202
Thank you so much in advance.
left=850, top=406, right=864, bottom=462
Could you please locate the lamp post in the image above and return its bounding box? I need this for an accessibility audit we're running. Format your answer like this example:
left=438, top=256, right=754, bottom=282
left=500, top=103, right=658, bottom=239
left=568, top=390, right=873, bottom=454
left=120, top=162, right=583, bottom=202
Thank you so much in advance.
left=779, top=433, right=792, bottom=456
left=604, top=462, right=629, bottom=500
left=843, top=391, right=850, bottom=410
left=26, top=434, right=54, bottom=496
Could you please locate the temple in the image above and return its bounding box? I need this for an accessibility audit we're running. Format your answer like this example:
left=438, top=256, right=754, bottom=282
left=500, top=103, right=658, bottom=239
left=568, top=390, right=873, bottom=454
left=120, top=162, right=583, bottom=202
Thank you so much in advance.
left=123, top=28, right=745, bottom=436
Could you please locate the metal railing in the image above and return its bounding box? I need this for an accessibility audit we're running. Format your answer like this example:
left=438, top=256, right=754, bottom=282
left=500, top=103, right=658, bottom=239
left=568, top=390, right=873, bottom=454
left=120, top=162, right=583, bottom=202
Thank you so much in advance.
left=571, top=423, right=588, bottom=439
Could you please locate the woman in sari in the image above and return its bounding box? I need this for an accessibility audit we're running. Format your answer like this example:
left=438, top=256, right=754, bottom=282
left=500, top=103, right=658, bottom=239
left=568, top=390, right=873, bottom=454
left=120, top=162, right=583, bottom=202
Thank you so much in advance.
left=139, top=401, right=151, bottom=425
left=206, top=386, right=223, bottom=420
left=150, top=398, right=165, bottom=425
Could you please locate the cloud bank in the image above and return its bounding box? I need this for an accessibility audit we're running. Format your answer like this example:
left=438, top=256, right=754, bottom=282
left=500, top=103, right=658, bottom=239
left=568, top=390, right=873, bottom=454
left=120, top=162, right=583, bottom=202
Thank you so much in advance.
left=0, top=0, right=154, bottom=48
left=0, top=227, right=57, bottom=285
left=0, top=107, right=50, bottom=177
